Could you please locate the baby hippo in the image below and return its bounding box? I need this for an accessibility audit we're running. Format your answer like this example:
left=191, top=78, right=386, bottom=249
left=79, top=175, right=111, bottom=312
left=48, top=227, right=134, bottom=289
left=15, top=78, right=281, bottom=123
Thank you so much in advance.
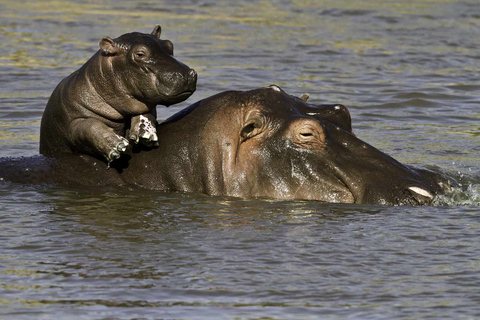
left=40, top=25, right=197, bottom=163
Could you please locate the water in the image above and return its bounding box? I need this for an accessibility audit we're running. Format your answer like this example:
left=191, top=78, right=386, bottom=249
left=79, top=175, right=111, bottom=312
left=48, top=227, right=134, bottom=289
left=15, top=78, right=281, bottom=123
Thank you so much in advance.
left=0, top=0, right=479, bottom=319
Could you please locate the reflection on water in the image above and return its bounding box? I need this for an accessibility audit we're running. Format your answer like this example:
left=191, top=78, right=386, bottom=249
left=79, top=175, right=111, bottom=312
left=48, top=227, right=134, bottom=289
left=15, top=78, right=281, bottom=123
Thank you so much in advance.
left=0, top=0, right=479, bottom=319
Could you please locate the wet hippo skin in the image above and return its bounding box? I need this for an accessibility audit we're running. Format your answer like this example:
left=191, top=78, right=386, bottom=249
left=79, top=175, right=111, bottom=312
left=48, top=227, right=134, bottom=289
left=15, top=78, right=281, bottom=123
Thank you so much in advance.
left=39, top=25, right=197, bottom=163
left=0, top=86, right=450, bottom=206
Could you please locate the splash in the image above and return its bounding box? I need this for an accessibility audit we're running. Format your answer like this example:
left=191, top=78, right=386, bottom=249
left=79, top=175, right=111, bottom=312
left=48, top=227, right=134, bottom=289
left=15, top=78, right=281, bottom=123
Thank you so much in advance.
left=434, top=184, right=480, bottom=207
left=433, top=168, right=480, bottom=207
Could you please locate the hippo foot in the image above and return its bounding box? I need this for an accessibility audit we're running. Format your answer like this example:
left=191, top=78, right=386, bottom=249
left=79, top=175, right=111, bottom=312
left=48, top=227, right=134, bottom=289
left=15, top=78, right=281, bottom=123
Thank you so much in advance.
left=106, top=136, right=129, bottom=164
left=129, top=114, right=159, bottom=147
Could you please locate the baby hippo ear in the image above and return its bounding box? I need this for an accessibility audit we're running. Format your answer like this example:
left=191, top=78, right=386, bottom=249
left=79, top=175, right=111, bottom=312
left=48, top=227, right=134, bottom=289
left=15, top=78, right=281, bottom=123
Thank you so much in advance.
left=151, top=25, right=162, bottom=39
left=99, top=36, right=118, bottom=55
left=163, top=40, right=174, bottom=55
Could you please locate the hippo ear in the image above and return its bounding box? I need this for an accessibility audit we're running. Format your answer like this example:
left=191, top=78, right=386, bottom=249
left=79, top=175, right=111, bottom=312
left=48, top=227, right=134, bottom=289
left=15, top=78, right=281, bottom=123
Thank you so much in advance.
left=151, top=25, right=162, bottom=39
left=299, top=93, right=309, bottom=102
left=99, top=37, right=118, bottom=56
left=163, top=40, right=174, bottom=55
left=240, top=119, right=263, bottom=141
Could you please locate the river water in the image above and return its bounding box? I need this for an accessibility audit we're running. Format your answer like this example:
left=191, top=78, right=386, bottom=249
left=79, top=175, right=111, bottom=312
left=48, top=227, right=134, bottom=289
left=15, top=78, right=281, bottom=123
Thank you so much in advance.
left=0, top=1, right=479, bottom=319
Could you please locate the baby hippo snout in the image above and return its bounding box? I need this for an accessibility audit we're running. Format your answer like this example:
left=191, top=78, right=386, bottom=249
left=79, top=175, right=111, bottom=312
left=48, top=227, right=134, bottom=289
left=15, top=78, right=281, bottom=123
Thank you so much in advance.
left=172, top=67, right=197, bottom=92
left=159, top=67, right=197, bottom=105
left=187, top=68, right=197, bottom=91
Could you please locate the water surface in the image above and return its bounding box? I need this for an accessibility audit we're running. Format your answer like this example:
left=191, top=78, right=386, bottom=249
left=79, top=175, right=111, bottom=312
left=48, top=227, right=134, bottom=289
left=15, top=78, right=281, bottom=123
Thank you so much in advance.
left=0, top=1, right=479, bottom=319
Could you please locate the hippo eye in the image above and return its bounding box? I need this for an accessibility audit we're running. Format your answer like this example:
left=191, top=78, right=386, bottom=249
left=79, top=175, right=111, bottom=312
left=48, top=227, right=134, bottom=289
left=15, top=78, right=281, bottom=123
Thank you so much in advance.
left=298, top=127, right=316, bottom=141
left=288, top=119, right=326, bottom=147
left=300, top=132, right=313, bottom=137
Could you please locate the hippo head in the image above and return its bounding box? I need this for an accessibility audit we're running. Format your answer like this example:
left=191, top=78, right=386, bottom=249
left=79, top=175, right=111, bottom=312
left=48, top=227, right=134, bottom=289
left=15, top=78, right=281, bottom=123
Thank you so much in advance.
left=99, top=25, right=197, bottom=108
left=171, top=86, right=448, bottom=205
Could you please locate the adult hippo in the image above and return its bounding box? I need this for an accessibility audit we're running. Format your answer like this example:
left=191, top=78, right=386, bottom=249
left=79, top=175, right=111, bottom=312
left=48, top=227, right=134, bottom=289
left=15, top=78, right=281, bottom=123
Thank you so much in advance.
left=40, top=25, right=197, bottom=163
left=0, top=86, right=449, bottom=205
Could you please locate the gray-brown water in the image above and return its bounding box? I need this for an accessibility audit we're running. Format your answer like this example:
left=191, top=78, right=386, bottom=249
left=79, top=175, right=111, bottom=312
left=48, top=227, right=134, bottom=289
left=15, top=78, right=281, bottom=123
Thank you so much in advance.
left=0, top=1, right=479, bottom=319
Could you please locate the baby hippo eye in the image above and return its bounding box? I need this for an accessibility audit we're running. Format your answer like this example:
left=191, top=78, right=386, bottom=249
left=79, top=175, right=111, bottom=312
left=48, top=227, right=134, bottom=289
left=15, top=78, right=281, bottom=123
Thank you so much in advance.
left=134, top=51, right=146, bottom=60
left=133, top=46, right=150, bottom=62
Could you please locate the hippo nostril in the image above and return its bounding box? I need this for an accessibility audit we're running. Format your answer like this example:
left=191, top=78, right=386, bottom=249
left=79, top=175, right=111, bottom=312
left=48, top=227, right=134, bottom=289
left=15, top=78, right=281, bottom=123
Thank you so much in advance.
left=186, top=69, right=197, bottom=91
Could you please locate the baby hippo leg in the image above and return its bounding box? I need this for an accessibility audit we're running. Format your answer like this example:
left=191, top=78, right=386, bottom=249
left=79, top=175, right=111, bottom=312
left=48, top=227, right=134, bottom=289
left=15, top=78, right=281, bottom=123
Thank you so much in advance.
left=129, top=111, right=159, bottom=147
left=70, top=118, right=129, bottom=163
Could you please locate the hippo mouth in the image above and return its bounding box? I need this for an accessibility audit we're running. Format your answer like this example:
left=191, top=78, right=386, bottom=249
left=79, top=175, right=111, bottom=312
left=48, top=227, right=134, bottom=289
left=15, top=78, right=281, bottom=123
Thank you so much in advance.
left=339, top=175, right=442, bottom=206
left=328, top=156, right=445, bottom=206
left=401, top=185, right=436, bottom=205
